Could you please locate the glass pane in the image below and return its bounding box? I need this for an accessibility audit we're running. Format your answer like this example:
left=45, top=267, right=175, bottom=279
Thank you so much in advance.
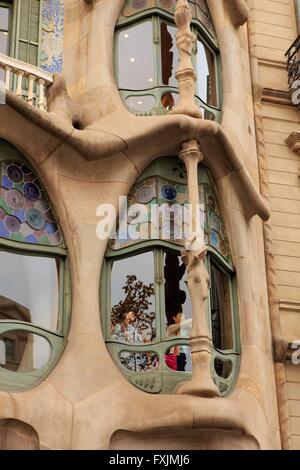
left=165, top=345, right=192, bottom=372
left=119, top=351, right=159, bottom=373
left=196, top=40, right=217, bottom=107
left=0, top=31, right=8, bottom=54
left=110, top=252, right=156, bottom=343
left=161, top=91, right=179, bottom=111
left=214, top=357, right=233, bottom=379
left=117, top=22, right=155, bottom=90
left=0, top=332, right=51, bottom=372
left=164, top=252, right=192, bottom=338
left=126, top=95, right=156, bottom=112
left=160, top=23, right=179, bottom=87
left=0, top=252, right=60, bottom=331
left=0, top=159, right=63, bottom=247
left=0, top=6, right=9, bottom=30
left=210, top=261, right=233, bottom=350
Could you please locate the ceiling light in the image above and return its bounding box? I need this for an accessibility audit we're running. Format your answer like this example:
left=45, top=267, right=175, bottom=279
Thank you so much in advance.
left=148, top=78, right=153, bottom=82
left=138, top=101, right=143, bottom=105
left=124, top=33, right=129, bottom=38
left=130, top=57, right=135, bottom=63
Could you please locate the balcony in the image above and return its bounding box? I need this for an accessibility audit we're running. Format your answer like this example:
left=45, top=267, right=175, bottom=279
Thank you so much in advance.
left=286, top=35, right=300, bottom=90
left=0, top=53, right=53, bottom=111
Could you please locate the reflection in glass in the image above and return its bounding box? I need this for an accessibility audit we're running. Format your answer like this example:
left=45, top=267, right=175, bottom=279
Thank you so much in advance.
left=196, top=40, right=217, bottom=107
left=0, top=252, right=60, bottom=331
left=165, top=345, right=192, bottom=372
left=210, top=261, right=233, bottom=350
left=0, top=332, right=51, bottom=372
left=164, top=252, right=192, bottom=336
left=117, top=22, right=154, bottom=90
left=0, top=6, right=9, bottom=55
left=160, top=23, right=179, bottom=87
left=111, top=252, right=156, bottom=343
left=119, top=351, right=159, bottom=373
left=214, top=358, right=233, bottom=379
left=126, top=95, right=156, bottom=113
left=161, top=92, right=179, bottom=111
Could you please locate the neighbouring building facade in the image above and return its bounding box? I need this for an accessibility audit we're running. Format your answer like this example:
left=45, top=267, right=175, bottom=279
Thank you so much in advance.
left=0, top=0, right=298, bottom=451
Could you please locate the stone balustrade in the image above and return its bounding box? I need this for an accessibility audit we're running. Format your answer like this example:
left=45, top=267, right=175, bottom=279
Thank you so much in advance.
left=0, top=53, right=53, bottom=111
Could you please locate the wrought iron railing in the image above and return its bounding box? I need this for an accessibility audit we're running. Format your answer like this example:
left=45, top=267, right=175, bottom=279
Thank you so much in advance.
left=286, top=35, right=300, bottom=89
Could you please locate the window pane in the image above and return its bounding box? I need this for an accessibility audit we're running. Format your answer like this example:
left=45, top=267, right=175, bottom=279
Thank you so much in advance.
left=0, top=332, right=51, bottom=372
left=119, top=351, right=159, bottom=373
left=0, top=31, right=8, bottom=54
left=117, top=22, right=155, bottom=90
left=126, top=95, right=156, bottom=113
left=210, top=261, right=233, bottom=350
left=164, top=252, right=192, bottom=338
left=0, top=252, right=60, bottom=331
left=165, top=345, right=192, bottom=372
left=196, top=40, right=217, bottom=106
left=110, top=252, right=156, bottom=343
left=0, top=6, right=9, bottom=30
left=160, top=23, right=179, bottom=87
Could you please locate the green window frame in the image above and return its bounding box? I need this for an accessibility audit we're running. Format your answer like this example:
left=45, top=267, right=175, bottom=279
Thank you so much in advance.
left=101, top=242, right=239, bottom=396
left=115, top=5, right=222, bottom=120
left=0, top=140, right=71, bottom=392
left=101, top=158, right=240, bottom=396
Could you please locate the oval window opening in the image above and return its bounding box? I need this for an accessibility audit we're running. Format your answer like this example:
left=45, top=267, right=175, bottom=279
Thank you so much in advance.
left=214, top=358, right=233, bottom=379
left=0, top=333, right=51, bottom=373
left=119, top=351, right=159, bottom=373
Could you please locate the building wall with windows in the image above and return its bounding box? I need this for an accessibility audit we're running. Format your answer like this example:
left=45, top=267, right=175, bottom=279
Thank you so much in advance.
left=0, top=0, right=298, bottom=450
left=249, top=0, right=300, bottom=450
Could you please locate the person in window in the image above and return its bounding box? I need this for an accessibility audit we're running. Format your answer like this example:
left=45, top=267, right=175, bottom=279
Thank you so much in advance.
left=111, top=310, right=142, bottom=343
left=166, top=312, right=192, bottom=372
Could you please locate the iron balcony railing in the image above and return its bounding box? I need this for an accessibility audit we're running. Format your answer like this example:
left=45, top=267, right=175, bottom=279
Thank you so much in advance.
left=286, top=35, right=300, bottom=89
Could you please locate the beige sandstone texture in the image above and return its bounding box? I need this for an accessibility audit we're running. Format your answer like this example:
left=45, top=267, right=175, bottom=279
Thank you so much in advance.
left=0, top=0, right=298, bottom=450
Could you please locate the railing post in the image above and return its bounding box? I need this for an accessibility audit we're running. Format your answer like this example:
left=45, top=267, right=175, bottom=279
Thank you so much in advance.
left=4, top=65, right=12, bottom=90
left=37, top=78, right=46, bottom=111
left=27, top=74, right=35, bottom=106
left=15, top=70, right=24, bottom=98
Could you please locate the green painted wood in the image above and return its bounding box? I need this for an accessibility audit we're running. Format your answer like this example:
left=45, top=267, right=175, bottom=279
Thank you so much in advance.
left=14, top=0, right=42, bottom=66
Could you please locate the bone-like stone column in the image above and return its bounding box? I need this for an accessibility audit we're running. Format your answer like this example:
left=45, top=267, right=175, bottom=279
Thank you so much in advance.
left=172, top=0, right=218, bottom=397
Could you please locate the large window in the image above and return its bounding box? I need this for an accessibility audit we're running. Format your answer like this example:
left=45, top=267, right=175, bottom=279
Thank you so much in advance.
left=0, top=0, right=41, bottom=65
left=0, top=2, right=11, bottom=55
left=101, top=157, right=240, bottom=396
left=115, top=0, right=221, bottom=119
left=0, top=140, right=70, bottom=391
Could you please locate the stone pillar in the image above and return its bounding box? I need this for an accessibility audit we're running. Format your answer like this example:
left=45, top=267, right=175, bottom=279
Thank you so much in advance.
left=172, top=0, right=217, bottom=397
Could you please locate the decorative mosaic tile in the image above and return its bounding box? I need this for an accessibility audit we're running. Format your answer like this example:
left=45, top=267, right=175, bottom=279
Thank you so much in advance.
left=40, top=0, right=64, bottom=73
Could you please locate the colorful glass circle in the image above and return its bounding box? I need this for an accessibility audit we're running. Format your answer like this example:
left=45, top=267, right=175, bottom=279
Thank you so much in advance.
left=0, top=207, right=6, bottom=220
left=4, top=215, right=21, bottom=233
left=7, top=164, right=23, bottom=183
left=161, top=185, right=177, bottom=201
left=24, top=183, right=40, bottom=202
left=136, top=186, right=155, bottom=204
left=4, top=189, right=24, bottom=211
left=25, top=208, right=45, bottom=230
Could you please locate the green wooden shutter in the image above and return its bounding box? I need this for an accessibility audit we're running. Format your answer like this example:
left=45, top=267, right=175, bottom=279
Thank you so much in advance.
left=15, top=0, right=41, bottom=66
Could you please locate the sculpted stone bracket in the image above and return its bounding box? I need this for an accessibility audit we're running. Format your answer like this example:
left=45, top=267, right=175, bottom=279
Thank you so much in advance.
left=227, top=0, right=249, bottom=27
left=286, top=132, right=300, bottom=157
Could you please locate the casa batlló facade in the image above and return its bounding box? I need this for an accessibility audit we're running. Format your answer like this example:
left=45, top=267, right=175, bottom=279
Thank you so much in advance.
left=0, top=0, right=298, bottom=451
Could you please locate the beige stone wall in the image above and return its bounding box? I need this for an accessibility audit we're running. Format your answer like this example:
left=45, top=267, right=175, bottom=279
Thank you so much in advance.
left=251, top=0, right=300, bottom=450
